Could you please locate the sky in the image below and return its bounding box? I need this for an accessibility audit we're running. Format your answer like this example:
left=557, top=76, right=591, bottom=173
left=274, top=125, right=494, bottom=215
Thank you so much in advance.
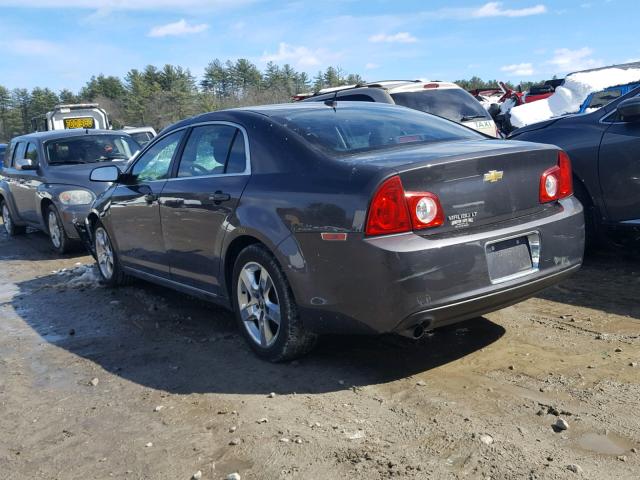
left=0, top=0, right=638, bottom=92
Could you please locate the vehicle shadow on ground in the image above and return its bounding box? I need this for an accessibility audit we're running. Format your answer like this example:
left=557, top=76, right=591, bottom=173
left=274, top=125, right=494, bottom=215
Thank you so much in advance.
left=11, top=272, right=505, bottom=395
left=0, top=228, right=87, bottom=262
left=536, top=249, right=640, bottom=320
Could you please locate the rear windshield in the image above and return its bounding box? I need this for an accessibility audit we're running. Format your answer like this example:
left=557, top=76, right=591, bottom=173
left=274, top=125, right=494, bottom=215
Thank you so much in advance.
left=130, top=131, right=154, bottom=146
left=0, top=145, right=6, bottom=166
left=45, top=135, right=140, bottom=165
left=391, top=89, right=491, bottom=123
left=270, top=104, right=482, bottom=155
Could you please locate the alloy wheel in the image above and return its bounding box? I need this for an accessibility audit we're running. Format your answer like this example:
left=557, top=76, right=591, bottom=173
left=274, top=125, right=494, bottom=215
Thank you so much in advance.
left=95, top=227, right=114, bottom=280
left=48, top=210, right=62, bottom=248
left=237, top=261, right=281, bottom=348
left=2, top=204, right=12, bottom=234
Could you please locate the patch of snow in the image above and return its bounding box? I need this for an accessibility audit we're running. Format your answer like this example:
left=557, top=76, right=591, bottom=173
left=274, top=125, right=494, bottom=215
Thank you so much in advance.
left=510, top=67, right=640, bottom=128
left=49, top=264, right=102, bottom=288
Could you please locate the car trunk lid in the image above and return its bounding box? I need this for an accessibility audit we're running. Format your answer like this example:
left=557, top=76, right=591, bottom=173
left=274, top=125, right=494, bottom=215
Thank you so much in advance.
left=350, top=139, right=560, bottom=233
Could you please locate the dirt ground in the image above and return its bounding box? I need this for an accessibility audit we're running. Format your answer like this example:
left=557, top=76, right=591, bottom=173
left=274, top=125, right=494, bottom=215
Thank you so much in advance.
left=0, top=226, right=638, bottom=480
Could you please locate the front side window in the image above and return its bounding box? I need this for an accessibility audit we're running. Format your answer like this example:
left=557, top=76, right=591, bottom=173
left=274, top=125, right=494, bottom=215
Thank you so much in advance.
left=12, top=142, right=26, bottom=167
left=131, top=130, right=183, bottom=182
left=46, top=135, right=139, bottom=165
left=177, top=125, right=239, bottom=178
left=25, top=143, right=38, bottom=163
left=271, top=104, right=481, bottom=155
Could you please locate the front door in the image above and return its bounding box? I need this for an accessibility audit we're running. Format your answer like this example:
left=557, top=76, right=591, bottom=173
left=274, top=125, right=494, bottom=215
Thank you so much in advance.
left=12, top=142, right=43, bottom=223
left=159, top=123, right=250, bottom=295
left=107, top=130, right=185, bottom=277
left=599, top=109, right=640, bottom=223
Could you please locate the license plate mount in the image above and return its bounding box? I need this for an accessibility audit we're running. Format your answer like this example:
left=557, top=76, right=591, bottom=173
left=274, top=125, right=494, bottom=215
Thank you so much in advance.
left=486, top=232, right=540, bottom=284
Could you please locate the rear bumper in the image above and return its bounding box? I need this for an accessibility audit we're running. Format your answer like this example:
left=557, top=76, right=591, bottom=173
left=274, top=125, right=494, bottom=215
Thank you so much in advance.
left=283, top=196, right=584, bottom=335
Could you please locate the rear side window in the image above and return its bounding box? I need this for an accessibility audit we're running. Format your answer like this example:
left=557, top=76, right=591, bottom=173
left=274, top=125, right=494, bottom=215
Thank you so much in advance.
left=177, top=124, right=246, bottom=177
left=271, top=104, right=481, bottom=155
left=391, top=89, right=491, bottom=123
left=225, top=131, right=247, bottom=174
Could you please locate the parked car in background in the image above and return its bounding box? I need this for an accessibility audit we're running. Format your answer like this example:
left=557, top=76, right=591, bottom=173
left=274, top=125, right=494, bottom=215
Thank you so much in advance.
left=0, top=130, right=139, bottom=253
left=122, top=126, right=157, bottom=147
left=0, top=144, right=6, bottom=165
left=578, top=82, right=640, bottom=113
left=79, top=102, right=583, bottom=361
left=510, top=86, right=640, bottom=248
left=300, top=80, right=501, bottom=137
left=31, top=103, right=110, bottom=132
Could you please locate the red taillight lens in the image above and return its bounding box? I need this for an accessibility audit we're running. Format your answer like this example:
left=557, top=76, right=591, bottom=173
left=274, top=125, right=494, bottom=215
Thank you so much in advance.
left=539, top=151, right=573, bottom=203
left=366, top=176, right=444, bottom=235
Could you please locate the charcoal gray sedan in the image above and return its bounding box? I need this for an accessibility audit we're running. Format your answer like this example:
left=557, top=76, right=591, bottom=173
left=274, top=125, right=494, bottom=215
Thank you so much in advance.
left=80, top=102, right=584, bottom=361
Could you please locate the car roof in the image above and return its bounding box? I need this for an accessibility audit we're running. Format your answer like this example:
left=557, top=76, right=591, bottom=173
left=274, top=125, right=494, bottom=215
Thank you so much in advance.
left=310, top=80, right=461, bottom=97
left=10, top=129, right=130, bottom=143
left=234, top=101, right=404, bottom=116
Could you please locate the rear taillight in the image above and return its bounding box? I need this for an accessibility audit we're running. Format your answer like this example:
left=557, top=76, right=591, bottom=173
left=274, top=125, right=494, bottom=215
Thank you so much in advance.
left=539, top=151, right=573, bottom=203
left=365, top=176, right=444, bottom=236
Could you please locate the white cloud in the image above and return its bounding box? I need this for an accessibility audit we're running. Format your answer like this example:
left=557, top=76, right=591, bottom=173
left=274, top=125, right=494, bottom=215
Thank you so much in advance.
left=0, top=0, right=253, bottom=9
left=365, top=62, right=380, bottom=70
left=501, top=62, right=535, bottom=76
left=369, top=32, right=417, bottom=43
left=548, top=47, right=602, bottom=72
left=148, top=19, right=208, bottom=38
left=472, top=2, right=547, bottom=18
left=261, top=43, right=329, bottom=68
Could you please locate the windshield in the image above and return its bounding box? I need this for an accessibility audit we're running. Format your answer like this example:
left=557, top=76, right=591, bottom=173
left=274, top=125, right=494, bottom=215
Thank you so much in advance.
left=46, top=135, right=140, bottom=165
left=391, top=89, right=491, bottom=123
left=130, top=131, right=154, bottom=146
left=270, top=103, right=482, bottom=155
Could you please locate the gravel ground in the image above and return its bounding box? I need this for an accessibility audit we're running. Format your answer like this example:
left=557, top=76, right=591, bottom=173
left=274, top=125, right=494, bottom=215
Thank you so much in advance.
left=0, top=226, right=638, bottom=480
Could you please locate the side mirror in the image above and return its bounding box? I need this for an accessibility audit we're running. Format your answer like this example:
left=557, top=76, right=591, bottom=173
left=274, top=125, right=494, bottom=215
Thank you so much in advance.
left=617, top=97, right=640, bottom=122
left=16, top=157, right=37, bottom=171
left=90, top=165, right=121, bottom=182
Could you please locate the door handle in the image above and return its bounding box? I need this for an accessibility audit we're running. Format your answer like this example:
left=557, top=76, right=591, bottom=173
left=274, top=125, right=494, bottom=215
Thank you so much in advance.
left=209, top=191, right=231, bottom=203
left=144, top=193, right=158, bottom=204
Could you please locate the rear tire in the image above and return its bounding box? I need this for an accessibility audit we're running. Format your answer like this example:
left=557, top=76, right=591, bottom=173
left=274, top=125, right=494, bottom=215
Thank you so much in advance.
left=232, top=244, right=317, bottom=362
left=46, top=204, right=72, bottom=254
left=1, top=199, right=26, bottom=236
left=93, top=222, right=129, bottom=286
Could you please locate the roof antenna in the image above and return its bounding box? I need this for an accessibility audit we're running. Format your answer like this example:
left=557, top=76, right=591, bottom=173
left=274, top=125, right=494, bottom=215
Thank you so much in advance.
left=324, top=89, right=338, bottom=111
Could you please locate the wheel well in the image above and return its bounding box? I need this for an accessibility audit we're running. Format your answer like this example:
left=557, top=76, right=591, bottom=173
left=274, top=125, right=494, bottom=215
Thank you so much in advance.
left=572, top=175, right=593, bottom=207
left=87, top=212, right=99, bottom=231
left=40, top=198, right=53, bottom=227
left=224, top=235, right=263, bottom=298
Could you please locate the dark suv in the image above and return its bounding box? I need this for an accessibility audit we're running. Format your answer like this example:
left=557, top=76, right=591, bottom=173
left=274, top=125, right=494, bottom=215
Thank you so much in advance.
left=0, top=130, right=139, bottom=253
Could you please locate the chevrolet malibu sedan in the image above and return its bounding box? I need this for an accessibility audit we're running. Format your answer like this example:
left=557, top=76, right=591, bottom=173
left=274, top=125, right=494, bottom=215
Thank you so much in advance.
left=80, top=102, right=584, bottom=361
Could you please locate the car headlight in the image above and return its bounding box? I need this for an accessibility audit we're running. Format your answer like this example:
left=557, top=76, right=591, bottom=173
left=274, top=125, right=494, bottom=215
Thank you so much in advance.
left=58, top=190, right=94, bottom=205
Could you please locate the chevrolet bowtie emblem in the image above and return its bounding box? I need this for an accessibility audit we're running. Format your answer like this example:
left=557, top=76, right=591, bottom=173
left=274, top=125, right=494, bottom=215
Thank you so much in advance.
left=483, top=170, right=504, bottom=183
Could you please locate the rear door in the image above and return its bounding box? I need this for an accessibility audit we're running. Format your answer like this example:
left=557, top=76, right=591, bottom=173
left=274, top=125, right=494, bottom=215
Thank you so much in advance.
left=159, top=123, right=251, bottom=295
left=598, top=106, right=640, bottom=223
left=107, top=130, right=185, bottom=277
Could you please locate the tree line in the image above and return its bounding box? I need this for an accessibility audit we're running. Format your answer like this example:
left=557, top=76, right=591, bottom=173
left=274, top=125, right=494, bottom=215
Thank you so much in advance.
left=0, top=58, right=540, bottom=142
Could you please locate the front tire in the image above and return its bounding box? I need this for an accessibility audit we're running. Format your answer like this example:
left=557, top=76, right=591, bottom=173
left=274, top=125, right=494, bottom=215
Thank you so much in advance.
left=93, top=222, right=129, bottom=286
left=46, top=205, right=72, bottom=254
left=1, top=199, right=26, bottom=236
left=232, top=244, right=317, bottom=362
